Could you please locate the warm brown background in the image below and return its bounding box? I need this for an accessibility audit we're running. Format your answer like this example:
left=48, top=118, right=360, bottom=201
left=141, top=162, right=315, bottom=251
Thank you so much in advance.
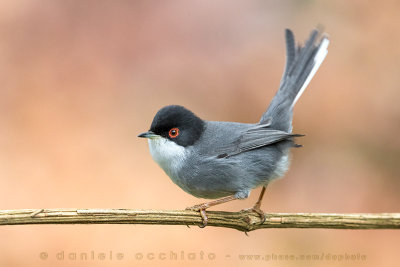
left=1, top=1, right=399, bottom=267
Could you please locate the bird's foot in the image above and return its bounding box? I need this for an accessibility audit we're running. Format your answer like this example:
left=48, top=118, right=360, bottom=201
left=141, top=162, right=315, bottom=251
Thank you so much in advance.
left=186, top=204, right=209, bottom=228
left=185, top=195, right=238, bottom=228
left=241, top=205, right=266, bottom=224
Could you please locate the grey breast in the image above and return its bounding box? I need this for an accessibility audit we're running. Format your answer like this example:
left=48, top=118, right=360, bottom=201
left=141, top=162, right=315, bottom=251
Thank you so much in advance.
left=176, top=121, right=288, bottom=199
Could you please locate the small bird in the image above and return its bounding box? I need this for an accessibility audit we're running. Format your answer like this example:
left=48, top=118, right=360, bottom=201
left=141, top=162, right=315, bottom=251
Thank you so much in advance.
left=139, top=28, right=329, bottom=227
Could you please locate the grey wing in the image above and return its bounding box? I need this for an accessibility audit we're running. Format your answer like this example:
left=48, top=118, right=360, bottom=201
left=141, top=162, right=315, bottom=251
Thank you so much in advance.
left=217, top=123, right=303, bottom=158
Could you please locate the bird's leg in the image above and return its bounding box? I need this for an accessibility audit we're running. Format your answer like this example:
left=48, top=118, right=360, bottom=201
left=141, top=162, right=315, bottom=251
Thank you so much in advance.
left=186, top=195, right=237, bottom=228
left=242, top=185, right=267, bottom=223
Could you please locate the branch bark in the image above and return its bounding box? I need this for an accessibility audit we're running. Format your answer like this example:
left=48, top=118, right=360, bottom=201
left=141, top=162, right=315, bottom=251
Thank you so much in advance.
left=1, top=209, right=399, bottom=232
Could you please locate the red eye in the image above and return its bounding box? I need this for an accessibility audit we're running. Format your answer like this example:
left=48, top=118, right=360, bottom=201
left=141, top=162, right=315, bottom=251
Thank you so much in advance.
left=168, top=128, right=179, bottom=138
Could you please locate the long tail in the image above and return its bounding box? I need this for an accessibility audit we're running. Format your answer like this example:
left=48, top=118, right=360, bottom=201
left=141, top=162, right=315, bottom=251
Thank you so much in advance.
left=260, top=28, right=329, bottom=132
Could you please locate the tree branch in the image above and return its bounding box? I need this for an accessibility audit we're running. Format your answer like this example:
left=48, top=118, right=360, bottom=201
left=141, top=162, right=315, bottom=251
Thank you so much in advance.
left=1, top=209, right=399, bottom=232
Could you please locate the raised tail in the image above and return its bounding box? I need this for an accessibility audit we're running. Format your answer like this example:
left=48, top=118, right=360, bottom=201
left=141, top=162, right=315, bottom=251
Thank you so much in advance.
left=260, top=28, right=329, bottom=132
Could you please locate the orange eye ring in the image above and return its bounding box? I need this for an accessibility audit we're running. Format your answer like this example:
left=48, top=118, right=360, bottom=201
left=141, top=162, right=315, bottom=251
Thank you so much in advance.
left=168, top=128, right=180, bottom=138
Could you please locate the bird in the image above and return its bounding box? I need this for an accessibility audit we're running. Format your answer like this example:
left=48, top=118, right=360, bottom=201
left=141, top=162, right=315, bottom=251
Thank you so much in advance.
left=138, top=28, right=329, bottom=227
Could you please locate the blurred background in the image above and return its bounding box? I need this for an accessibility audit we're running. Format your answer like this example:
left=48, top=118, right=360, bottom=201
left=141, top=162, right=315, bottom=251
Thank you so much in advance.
left=0, top=1, right=399, bottom=266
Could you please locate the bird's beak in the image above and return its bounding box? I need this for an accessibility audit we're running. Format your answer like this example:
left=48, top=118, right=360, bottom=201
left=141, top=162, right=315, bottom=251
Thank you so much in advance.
left=138, top=131, right=160, bottom=139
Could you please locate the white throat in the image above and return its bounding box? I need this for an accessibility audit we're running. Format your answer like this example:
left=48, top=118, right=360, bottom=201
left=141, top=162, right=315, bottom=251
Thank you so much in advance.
left=148, top=137, right=187, bottom=178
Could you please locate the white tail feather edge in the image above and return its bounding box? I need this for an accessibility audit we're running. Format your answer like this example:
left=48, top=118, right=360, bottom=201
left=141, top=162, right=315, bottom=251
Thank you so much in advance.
left=291, top=37, right=330, bottom=108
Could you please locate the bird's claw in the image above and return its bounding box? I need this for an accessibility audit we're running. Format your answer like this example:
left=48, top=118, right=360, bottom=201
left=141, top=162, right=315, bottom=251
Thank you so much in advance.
left=186, top=205, right=209, bottom=228
left=242, top=205, right=266, bottom=224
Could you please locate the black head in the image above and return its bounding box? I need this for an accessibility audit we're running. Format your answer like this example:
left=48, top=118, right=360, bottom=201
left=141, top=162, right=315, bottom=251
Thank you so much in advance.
left=140, top=105, right=205, bottom=147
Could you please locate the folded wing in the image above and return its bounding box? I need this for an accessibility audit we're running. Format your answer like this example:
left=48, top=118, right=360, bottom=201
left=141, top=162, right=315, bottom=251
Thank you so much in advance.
left=217, top=123, right=303, bottom=158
